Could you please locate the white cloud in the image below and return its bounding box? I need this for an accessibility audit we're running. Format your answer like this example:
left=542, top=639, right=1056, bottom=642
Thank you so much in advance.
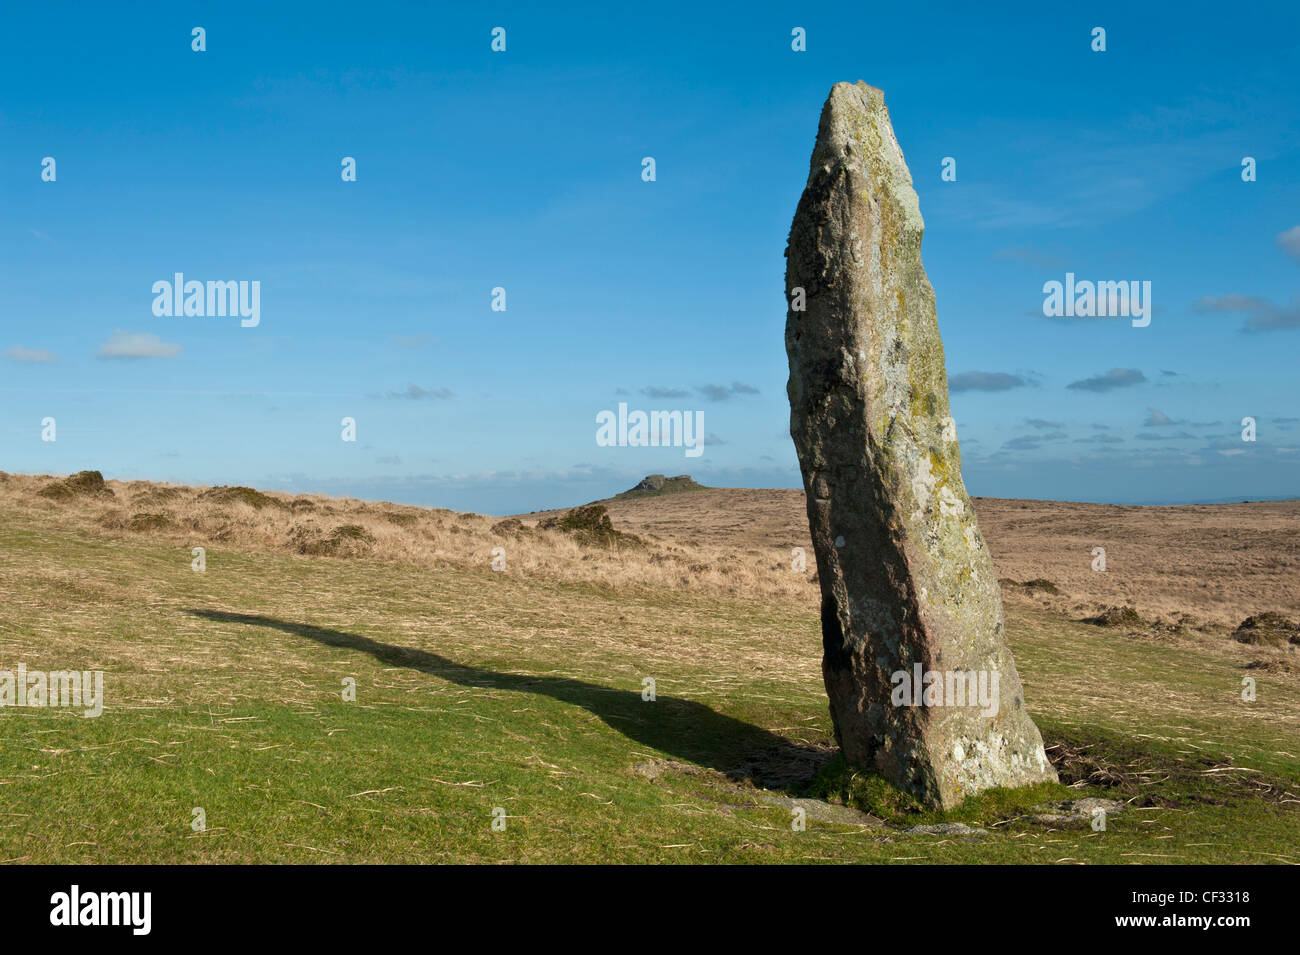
left=96, top=331, right=183, bottom=360
left=1277, top=225, right=1300, bottom=263
left=3, top=345, right=56, bottom=363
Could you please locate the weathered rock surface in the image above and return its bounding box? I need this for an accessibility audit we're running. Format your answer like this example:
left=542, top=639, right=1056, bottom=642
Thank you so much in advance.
left=784, top=82, right=1057, bottom=809
left=756, top=793, right=886, bottom=828
left=619, top=474, right=705, bottom=498
left=1028, top=797, right=1125, bottom=825
left=903, top=822, right=988, bottom=838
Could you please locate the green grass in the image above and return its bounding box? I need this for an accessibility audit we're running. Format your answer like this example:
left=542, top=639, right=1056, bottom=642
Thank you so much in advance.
left=1, top=507, right=1297, bottom=863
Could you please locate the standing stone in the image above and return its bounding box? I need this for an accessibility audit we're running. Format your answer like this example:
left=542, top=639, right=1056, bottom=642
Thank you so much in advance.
left=784, top=82, right=1057, bottom=809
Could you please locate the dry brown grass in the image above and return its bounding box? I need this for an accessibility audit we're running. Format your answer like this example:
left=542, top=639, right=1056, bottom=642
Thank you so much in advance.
left=6, top=469, right=1299, bottom=638
left=553, top=487, right=1300, bottom=631
left=0, top=471, right=816, bottom=605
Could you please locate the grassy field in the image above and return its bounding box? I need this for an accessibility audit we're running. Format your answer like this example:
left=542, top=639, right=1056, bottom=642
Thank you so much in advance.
left=1, top=476, right=1297, bottom=863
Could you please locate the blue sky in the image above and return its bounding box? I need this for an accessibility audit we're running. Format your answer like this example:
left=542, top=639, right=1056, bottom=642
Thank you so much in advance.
left=2, top=1, right=1297, bottom=514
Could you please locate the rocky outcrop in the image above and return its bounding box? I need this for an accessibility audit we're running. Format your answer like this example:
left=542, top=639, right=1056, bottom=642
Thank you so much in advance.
left=618, top=474, right=706, bottom=498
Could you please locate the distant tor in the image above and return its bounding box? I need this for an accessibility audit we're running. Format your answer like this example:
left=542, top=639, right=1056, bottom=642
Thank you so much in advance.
left=616, top=474, right=708, bottom=499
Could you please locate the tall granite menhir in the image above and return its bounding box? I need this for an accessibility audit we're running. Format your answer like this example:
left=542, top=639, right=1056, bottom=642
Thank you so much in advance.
left=784, top=82, right=1057, bottom=809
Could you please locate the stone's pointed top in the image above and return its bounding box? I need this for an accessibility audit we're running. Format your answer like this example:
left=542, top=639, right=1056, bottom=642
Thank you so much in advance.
left=830, top=79, right=885, bottom=103
left=818, top=81, right=888, bottom=137
left=805, top=81, right=924, bottom=236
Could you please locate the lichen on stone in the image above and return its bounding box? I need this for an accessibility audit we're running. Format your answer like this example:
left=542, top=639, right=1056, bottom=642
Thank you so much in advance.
left=785, top=81, right=1057, bottom=809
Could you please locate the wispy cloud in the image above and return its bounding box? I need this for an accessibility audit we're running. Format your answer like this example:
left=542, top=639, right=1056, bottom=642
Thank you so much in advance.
left=1066, top=368, right=1146, bottom=392
left=1195, top=294, right=1300, bottom=332
left=1074, top=433, right=1125, bottom=444
left=641, top=386, right=691, bottom=399
left=387, top=384, right=454, bottom=400
left=1000, top=429, right=1064, bottom=450
left=3, top=345, right=56, bottom=363
left=949, top=371, right=1029, bottom=393
left=696, top=382, right=759, bottom=402
left=1002, top=435, right=1046, bottom=451
left=96, top=331, right=182, bottom=360
left=640, top=383, right=759, bottom=402
left=931, top=90, right=1282, bottom=231
left=1277, top=225, right=1300, bottom=263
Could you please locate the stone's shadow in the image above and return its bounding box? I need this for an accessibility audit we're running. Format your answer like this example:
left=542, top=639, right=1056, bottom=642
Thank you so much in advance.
left=184, top=609, right=831, bottom=791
